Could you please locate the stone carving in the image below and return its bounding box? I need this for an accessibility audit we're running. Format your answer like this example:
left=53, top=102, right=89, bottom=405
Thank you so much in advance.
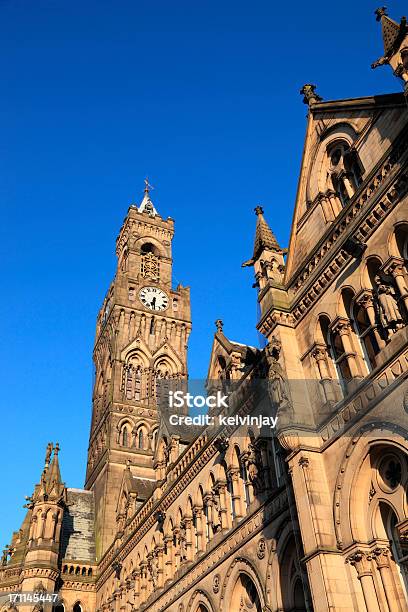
left=375, top=280, right=404, bottom=333
left=300, top=83, right=322, bottom=105
left=266, top=337, right=290, bottom=408
left=179, top=521, right=187, bottom=561
left=1, top=545, right=13, bottom=566
left=214, top=434, right=229, bottom=454
left=243, top=443, right=264, bottom=495
left=147, top=552, right=159, bottom=587
left=44, top=442, right=53, bottom=468
left=257, top=538, right=266, bottom=559
left=213, top=573, right=221, bottom=593
left=210, top=491, right=222, bottom=533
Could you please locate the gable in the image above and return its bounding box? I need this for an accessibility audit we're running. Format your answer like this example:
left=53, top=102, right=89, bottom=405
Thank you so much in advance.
left=284, top=93, right=407, bottom=283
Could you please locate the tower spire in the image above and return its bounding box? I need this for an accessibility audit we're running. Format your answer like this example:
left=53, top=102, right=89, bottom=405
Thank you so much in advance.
left=371, top=6, right=408, bottom=73
left=242, top=205, right=283, bottom=268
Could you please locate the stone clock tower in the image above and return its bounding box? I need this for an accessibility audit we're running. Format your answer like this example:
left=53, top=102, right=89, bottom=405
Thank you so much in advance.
left=85, top=182, right=191, bottom=558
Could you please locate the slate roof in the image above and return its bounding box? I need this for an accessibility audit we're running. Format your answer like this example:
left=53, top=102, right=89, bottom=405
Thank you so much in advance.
left=60, top=489, right=96, bottom=562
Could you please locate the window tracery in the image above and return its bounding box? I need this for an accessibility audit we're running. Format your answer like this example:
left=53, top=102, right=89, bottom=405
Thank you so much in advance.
left=326, top=141, right=363, bottom=207
left=140, top=243, right=160, bottom=281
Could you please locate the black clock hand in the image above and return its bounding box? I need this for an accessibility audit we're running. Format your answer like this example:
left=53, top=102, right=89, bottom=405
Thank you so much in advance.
left=151, top=297, right=156, bottom=309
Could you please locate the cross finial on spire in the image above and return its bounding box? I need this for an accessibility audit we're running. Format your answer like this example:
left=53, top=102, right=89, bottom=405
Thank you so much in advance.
left=144, top=177, right=154, bottom=194
left=375, top=6, right=387, bottom=21
left=254, top=206, right=264, bottom=216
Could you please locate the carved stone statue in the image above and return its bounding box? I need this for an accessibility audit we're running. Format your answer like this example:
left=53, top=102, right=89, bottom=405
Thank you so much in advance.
left=179, top=521, right=187, bottom=561
left=44, top=442, right=53, bottom=467
left=266, top=338, right=290, bottom=407
left=147, top=553, right=158, bottom=587
left=244, top=443, right=264, bottom=495
left=376, top=281, right=403, bottom=333
left=211, top=491, right=222, bottom=533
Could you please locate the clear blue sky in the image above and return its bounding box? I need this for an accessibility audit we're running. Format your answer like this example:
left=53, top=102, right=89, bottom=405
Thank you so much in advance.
left=0, top=0, right=405, bottom=545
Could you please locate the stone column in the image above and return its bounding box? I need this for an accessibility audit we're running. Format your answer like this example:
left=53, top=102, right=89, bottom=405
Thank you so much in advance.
left=382, top=257, right=408, bottom=315
left=312, top=345, right=337, bottom=402
left=257, top=438, right=273, bottom=494
left=286, top=451, right=355, bottom=611
left=173, top=527, right=181, bottom=570
left=155, top=545, right=165, bottom=588
left=347, top=551, right=379, bottom=612
left=193, top=506, right=205, bottom=553
left=163, top=534, right=174, bottom=581
left=373, top=547, right=404, bottom=612
left=203, top=493, right=213, bottom=538
left=318, top=191, right=335, bottom=223
left=183, top=516, right=194, bottom=562
left=332, top=318, right=361, bottom=378
left=132, top=569, right=140, bottom=608
left=356, top=292, right=386, bottom=349
left=139, top=561, right=148, bottom=603
left=216, top=481, right=230, bottom=530
left=228, top=468, right=243, bottom=519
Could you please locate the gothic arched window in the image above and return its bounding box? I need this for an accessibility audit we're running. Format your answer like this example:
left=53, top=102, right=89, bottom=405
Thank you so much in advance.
left=327, top=141, right=363, bottom=207
left=395, top=223, right=408, bottom=262
left=138, top=428, right=144, bottom=449
left=121, top=426, right=129, bottom=447
left=123, top=358, right=144, bottom=402
left=155, top=360, right=172, bottom=407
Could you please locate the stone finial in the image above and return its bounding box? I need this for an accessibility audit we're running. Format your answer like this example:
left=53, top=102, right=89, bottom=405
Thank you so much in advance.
left=215, top=319, right=223, bottom=332
left=254, top=205, right=264, bottom=216
left=300, top=83, right=323, bottom=106
left=375, top=6, right=387, bottom=21
left=54, top=442, right=60, bottom=456
left=44, top=442, right=53, bottom=468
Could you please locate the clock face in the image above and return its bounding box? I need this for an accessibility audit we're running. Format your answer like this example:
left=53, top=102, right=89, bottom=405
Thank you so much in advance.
left=139, top=286, right=169, bottom=311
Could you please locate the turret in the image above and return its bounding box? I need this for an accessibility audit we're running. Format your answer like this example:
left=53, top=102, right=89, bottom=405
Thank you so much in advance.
left=372, top=6, right=408, bottom=93
left=242, top=206, right=288, bottom=322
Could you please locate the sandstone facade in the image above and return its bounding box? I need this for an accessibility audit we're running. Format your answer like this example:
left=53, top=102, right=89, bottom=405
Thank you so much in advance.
left=1, top=10, right=408, bottom=612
